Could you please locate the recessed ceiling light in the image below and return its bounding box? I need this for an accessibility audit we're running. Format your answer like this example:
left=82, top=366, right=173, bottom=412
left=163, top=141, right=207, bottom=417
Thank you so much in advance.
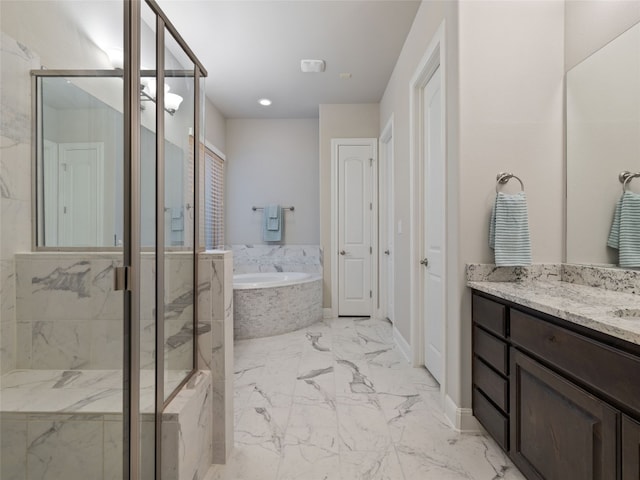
left=258, top=98, right=272, bottom=106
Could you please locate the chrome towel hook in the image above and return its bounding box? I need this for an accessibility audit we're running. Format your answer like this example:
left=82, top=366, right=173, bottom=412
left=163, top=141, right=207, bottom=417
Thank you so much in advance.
left=496, top=172, right=525, bottom=194
left=619, top=171, right=640, bottom=192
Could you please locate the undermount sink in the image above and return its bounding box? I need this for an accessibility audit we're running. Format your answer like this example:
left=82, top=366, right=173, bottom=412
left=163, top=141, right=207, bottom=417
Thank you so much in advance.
left=611, top=308, right=640, bottom=319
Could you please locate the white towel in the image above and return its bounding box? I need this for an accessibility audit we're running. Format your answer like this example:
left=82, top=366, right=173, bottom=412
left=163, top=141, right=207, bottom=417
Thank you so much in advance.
left=607, top=191, right=640, bottom=267
left=489, top=192, right=532, bottom=266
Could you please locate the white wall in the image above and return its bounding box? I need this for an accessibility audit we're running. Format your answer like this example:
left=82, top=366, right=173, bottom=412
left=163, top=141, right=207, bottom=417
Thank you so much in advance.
left=379, top=0, right=564, bottom=422
left=379, top=0, right=461, bottom=421
left=457, top=0, right=565, bottom=413
left=318, top=104, right=379, bottom=307
left=565, top=0, right=640, bottom=71
left=205, top=98, right=226, bottom=153
left=379, top=1, right=458, bottom=343
left=225, top=118, right=319, bottom=245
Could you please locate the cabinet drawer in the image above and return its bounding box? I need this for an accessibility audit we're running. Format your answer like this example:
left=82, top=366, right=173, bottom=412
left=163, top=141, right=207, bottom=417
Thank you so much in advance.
left=472, top=294, right=507, bottom=338
left=473, top=357, right=508, bottom=412
left=511, top=309, right=640, bottom=415
left=473, top=387, right=508, bottom=451
left=474, top=325, right=508, bottom=375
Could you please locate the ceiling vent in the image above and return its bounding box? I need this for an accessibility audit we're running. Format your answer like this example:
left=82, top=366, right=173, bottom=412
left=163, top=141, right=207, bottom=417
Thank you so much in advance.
left=300, top=59, right=326, bottom=73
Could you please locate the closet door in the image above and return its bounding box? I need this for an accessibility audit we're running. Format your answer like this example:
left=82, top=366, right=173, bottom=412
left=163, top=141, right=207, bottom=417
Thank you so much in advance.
left=335, top=139, right=376, bottom=316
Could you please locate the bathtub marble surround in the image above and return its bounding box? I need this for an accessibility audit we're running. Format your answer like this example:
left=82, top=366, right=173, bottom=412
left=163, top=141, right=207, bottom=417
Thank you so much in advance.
left=467, top=263, right=640, bottom=346
left=233, top=275, right=322, bottom=340
left=205, top=316, right=524, bottom=480
left=230, top=244, right=322, bottom=274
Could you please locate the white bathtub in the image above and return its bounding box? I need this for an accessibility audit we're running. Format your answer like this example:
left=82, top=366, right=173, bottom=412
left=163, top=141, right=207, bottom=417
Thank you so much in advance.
left=232, top=272, right=323, bottom=339
left=233, top=272, right=318, bottom=290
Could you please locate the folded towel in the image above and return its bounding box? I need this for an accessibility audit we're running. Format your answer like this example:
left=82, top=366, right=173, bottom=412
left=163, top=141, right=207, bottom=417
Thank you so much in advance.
left=266, top=204, right=280, bottom=231
left=263, top=204, right=282, bottom=242
left=170, top=207, right=183, bottom=231
left=607, top=192, right=640, bottom=267
left=489, top=191, right=532, bottom=266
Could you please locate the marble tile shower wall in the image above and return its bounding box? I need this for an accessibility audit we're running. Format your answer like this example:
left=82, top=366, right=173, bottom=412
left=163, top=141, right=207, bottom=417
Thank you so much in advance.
left=230, top=245, right=322, bottom=274
left=14, top=252, right=194, bottom=371
left=0, top=33, right=41, bottom=374
left=0, top=370, right=213, bottom=480
left=197, top=251, right=234, bottom=463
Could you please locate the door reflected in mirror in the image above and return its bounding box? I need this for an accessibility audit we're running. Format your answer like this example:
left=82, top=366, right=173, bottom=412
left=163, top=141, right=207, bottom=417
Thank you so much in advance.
left=36, top=76, right=192, bottom=249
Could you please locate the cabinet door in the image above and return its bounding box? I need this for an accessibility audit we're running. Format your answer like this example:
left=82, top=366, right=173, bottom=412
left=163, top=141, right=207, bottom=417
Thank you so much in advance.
left=511, top=349, right=618, bottom=480
left=623, top=415, right=640, bottom=479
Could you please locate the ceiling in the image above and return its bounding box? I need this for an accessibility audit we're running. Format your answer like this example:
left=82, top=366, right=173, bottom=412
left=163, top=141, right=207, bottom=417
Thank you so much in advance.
left=156, top=1, right=421, bottom=119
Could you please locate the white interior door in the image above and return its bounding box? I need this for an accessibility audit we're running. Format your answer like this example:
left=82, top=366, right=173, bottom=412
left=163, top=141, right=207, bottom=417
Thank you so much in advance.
left=383, top=134, right=394, bottom=323
left=58, top=142, right=104, bottom=246
left=421, top=66, right=445, bottom=383
left=338, top=142, right=374, bottom=316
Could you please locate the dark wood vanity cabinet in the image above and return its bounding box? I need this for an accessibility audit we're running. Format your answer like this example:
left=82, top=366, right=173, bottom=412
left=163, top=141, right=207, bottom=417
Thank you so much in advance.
left=472, top=291, right=640, bottom=480
left=510, top=349, right=618, bottom=480
left=472, top=294, right=510, bottom=450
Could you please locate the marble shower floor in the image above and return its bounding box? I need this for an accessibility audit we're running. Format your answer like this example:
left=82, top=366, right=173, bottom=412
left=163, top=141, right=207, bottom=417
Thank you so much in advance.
left=206, top=316, right=526, bottom=480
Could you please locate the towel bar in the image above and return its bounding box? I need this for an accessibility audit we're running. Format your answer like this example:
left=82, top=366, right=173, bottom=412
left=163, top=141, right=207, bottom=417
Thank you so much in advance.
left=619, top=171, right=640, bottom=192
left=252, top=206, right=295, bottom=211
left=496, top=172, right=524, bottom=193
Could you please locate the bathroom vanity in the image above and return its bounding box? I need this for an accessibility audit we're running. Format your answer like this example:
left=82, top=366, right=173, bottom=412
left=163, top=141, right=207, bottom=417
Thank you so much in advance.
left=468, top=266, right=640, bottom=480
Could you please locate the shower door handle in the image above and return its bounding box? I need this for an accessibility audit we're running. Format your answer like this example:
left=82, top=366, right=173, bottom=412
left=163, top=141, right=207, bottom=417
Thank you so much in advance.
left=114, top=266, right=131, bottom=291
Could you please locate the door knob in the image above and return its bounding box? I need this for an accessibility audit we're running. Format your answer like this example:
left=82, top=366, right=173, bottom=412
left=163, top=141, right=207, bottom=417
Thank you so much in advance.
left=420, top=258, right=429, bottom=266
left=339, top=250, right=346, bottom=256
left=384, top=250, right=390, bottom=255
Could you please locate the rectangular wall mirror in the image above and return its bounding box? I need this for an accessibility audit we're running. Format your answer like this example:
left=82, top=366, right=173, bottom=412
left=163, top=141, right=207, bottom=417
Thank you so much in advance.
left=566, top=21, right=640, bottom=268
left=35, top=74, right=193, bottom=249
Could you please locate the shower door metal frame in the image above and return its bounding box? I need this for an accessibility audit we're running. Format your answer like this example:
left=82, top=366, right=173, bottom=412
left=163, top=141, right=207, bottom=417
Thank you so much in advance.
left=29, top=1, right=207, bottom=477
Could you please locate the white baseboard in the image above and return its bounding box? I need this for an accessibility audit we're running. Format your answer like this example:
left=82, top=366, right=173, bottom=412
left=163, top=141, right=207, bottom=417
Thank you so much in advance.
left=393, top=326, right=411, bottom=363
left=323, top=308, right=333, bottom=319
left=444, top=394, right=481, bottom=433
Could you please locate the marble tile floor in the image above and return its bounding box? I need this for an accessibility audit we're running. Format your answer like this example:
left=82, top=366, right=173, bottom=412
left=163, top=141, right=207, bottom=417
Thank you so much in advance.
left=205, top=316, right=526, bottom=480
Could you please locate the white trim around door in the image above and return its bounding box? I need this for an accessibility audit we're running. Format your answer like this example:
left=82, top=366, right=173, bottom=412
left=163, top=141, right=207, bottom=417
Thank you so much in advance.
left=378, top=116, right=394, bottom=323
left=331, top=138, right=378, bottom=317
left=409, top=20, right=447, bottom=390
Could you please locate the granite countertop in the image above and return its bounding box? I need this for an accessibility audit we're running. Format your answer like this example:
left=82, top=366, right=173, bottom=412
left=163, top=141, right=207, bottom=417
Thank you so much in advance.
left=468, top=279, right=640, bottom=346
